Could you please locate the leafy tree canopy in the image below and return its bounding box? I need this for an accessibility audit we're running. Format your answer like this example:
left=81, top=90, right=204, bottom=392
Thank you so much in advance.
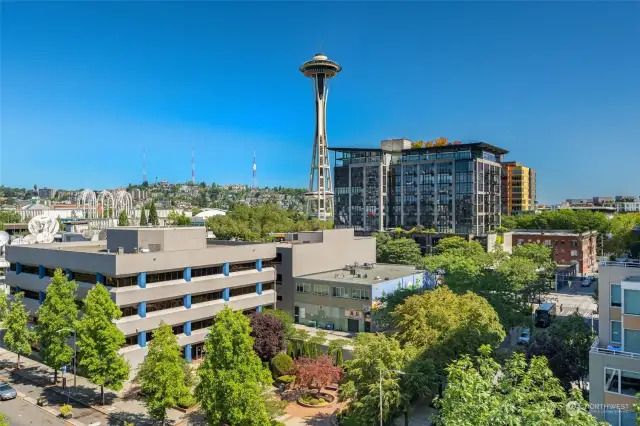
left=435, top=346, right=607, bottom=426
left=249, top=312, right=286, bottom=362
left=3, top=293, right=36, bottom=369
left=196, top=307, right=273, bottom=426
left=206, top=204, right=332, bottom=242
left=373, top=233, right=422, bottom=265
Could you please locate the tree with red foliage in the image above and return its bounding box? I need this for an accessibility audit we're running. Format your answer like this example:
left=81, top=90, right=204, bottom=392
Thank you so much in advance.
left=249, top=312, right=286, bottom=362
left=294, top=355, right=343, bottom=391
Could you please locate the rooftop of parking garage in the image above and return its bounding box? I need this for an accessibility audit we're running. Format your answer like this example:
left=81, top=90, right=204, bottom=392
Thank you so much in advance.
left=299, top=263, right=422, bottom=285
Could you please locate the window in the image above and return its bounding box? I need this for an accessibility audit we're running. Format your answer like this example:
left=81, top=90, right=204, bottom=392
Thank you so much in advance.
left=74, top=272, right=97, bottom=284
left=277, top=295, right=283, bottom=301
left=274, top=253, right=282, bottom=263
left=570, top=250, right=578, bottom=257
left=120, top=305, right=138, bottom=317
left=108, top=276, right=138, bottom=288
left=230, top=285, right=256, bottom=297
left=172, top=324, right=184, bottom=335
left=276, top=274, right=283, bottom=284
left=229, top=262, right=255, bottom=273
left=296, top=283, right=312, bottom=293
left=9, top=263, right=16, bottom=272
left=313, top=284, right=330, bottom=296
left=263, top=282, right=274, bottom=291
left=262, top=259, right=273, bottom=269
left=192, top=265, right=223, bottom=278
left=192, top=290, right=223, bottom=305
left=611, top=321, right=622, bottom=344
left=192, top=317, right=215, bottom=331
left=544, top=240, right=551, bottom=246
left=606, top=369, right=640, bottom=397
left=146, top=297, right=184, bottom=313
left=611, top=284, right=622, bottom=307
left=123, top=335, right=138, bottom=348
left=571, top=240, right=578, bottom=247
left=147, top=270, right=184, bottom=284
left=21, top=265, right=39, bottom=275
left=625, top=329, right=640, bottom=354
left=333, top=287, right=348, bottom=298
left=624, top=289, right=640, bottom=315
left=352, top=289, right=370, bottom=300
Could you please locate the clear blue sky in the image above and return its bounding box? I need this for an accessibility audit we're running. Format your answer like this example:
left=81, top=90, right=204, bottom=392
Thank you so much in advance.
left=1, top=2, right=638, bottom=204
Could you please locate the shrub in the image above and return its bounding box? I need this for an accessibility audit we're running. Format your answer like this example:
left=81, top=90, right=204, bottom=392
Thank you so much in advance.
left=276, top=375, right=296, bottom=384
left=271, top=353, right=294, bottom=377
left=177, top=394, right=197, bottom=409
left=294, top=355, right=342, bottom=390
left=60, top=404, right=72, bottom=417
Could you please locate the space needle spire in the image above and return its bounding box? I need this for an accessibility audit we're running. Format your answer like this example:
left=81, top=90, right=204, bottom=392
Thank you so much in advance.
left=300, top=50, right=341, bottom=220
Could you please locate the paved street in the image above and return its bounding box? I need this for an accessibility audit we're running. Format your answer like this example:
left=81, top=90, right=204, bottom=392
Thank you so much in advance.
left=0, top=397, right=67, bottom=426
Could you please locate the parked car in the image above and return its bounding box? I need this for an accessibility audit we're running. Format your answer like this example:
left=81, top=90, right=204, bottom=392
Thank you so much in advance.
left=518, top=328, right=531, bottom=345
left=0, top=382, right=17, bottom=400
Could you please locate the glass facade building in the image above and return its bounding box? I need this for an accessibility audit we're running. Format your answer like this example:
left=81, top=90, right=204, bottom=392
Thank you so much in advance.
left=331, top=141, right=507, bottom=235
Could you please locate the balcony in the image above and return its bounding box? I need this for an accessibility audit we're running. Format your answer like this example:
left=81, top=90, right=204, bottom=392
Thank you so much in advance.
left=590, top=338, right=640, bottom=360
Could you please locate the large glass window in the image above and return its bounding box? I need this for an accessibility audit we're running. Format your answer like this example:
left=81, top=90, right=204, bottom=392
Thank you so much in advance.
left=296, top=283, right=312, bottom=293
left=625, top=329, right=640, bottom=353
left=147, top=270, right=184, bottom=284
left=333, top=287, right=348, bottom=298
left=612, top=321, right=622, bottom=344
left=611, top=284, right=622, bottom=307
left=192, top=265, right=223, bottom=278
left=230, top=285, right=256, bottom=298
left=313, top=284, right=330, bottom=296
left=624, top=289, right=640, bottom=315
left=192, top=290, right=223, bottom=305
left=146, top=297, right=184, bottom=313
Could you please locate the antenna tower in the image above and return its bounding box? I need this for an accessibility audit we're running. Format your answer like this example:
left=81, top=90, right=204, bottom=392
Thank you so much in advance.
left=142, top=147, right=147, bottom=184
left=191, top=147, right=195, bottom=185
left=252, top=150, right=257, bottom=190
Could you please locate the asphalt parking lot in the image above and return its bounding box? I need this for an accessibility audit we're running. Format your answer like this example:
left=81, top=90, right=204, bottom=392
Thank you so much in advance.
left=0, top=396, right=66, bottom=426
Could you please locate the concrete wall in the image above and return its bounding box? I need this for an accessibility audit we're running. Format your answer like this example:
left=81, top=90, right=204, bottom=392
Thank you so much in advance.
left=598, top=264, right=640, bottom=346
left=275, top=229, right=376, bottom=316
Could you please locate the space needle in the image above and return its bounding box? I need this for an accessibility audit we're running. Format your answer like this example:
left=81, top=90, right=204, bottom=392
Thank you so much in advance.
left=300, top=51, right=342, bottom=220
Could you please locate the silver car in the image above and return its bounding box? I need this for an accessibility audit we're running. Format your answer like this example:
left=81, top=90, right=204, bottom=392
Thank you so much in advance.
left=0, top=382, right=17, bottom=400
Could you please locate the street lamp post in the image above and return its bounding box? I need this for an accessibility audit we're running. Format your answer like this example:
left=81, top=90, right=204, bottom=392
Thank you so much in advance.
left=57, top=328, right=77, bottom=403
left=379, top=368, right=406, bottom=426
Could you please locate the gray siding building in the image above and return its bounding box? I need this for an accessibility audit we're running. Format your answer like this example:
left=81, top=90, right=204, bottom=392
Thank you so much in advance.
left=5, top=227, right=276, bottom=373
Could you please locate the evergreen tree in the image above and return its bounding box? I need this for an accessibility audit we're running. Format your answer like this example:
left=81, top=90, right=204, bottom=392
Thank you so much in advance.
left=118, top=210, right=130, bottom=226
left=148, top=203, right=159, bottom=226
left=36, top=269, right=79, bottom=383
left=139, top=207, right=147, bottom=226
left=3, top=293, right=36, bottom=369
left=196, top=307, right=272, bottom=425
left=135, top=322, right=190, bottom=424
left=0, top=290, right=8, bottom=323
left=77, top=284, right=130, bottom=405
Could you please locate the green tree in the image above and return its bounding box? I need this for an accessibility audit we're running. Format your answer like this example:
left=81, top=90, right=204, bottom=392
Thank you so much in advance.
left=0, top=290, right=8, bottom=324
left=36, top=269, right=79, bottom=383
left=195, top=307, right=272, bottom=426
left=0, top=210, right=21, bottom=225
left=263, top=309, right=295, bottom=339
left=527, top=314, right=595, bottom=391
left=374, top=233, right=422, bottom=265
left=0, top=412, right=7, bottom=426
left=118, top=210, right=130, bottom=226
left=77, top=284, right=130, bottom=405
left=393, top=287, right=505, bottom=366
left=167, top=210, right=191, bottom=226
left=435, top=346, right=607, bottom=426
left=139, top=207, right=147, bottom=226
left=135, top=322, right=190, bottom=424
left=3, top=293, right=36, bottom=369
left=148, top=202, right=159, bottom=226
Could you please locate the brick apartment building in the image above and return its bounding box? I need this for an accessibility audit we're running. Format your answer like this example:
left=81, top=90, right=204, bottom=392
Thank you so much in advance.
left=510, top=229, right=598, bottom=273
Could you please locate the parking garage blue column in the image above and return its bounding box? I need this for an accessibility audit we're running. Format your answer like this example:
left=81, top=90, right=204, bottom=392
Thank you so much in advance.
left=184, top=294, right=192, bottom=309
left=223, top=288, right=230, bottom=302
left=256, top=259, right=262, bottom=272
left=16, top=263, right=22, bottom=275
left=185, top=344, right=192, bottom=363
left=257, top=305, right=263, bottom=312
left=39, top=291, right=46, bottom=305
left=184, top=267, right=191, bottom=282
left=223, top=263, right=230, bottom=276
left=138, top=272, right=146, bottom=289
left=185, top=321, right=192, bottom=336
left=65, top=268, right=73, bottom=280
left=96, top=273, right=105, bottom=284
left=256, top=282, right=263, bottom=295
left=138, top=331, right=146, bottom=348
left=138, top=301, right=146, bottom=318
left=38, top=265, right=45, bottom=279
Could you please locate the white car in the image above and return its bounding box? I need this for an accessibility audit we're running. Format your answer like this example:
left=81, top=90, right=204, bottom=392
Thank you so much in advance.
left=518, top=328, right=531, bottom=345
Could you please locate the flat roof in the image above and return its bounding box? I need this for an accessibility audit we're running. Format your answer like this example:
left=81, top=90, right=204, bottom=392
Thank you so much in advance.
left=330, top=142, right=508, bottom=155
left=298, top=263, right=421, bottom=285
left=511, top=229, right=596, bottom=237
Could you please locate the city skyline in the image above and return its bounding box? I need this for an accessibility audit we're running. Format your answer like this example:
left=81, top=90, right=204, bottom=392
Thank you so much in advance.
left=1, top=2, right=639, bottom=204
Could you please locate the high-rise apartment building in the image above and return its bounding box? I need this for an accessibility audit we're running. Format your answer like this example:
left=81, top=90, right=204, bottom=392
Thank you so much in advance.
left=589, top=259, right=640, bottom=425
left=331, top=139, right=507, bottom=235
left=501, top=161, right=536, bottom=215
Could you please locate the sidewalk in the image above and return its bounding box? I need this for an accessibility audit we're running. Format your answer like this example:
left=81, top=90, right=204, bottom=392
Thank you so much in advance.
left=0, top=347, right=185, bottom=425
